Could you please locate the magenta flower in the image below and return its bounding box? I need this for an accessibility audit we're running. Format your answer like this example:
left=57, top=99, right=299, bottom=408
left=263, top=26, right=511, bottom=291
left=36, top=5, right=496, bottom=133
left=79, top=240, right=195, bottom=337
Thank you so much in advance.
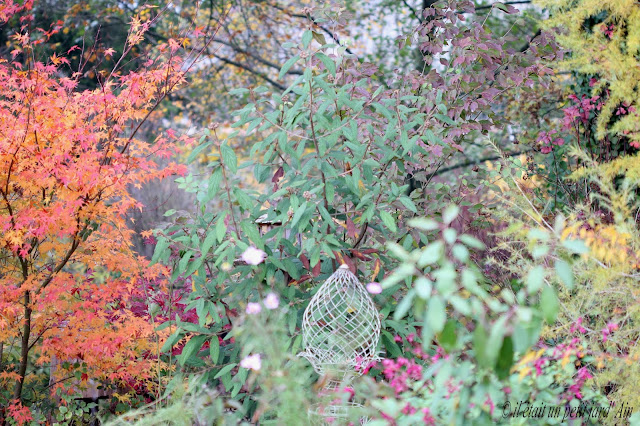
left=242, top=246, right=266, bottom=265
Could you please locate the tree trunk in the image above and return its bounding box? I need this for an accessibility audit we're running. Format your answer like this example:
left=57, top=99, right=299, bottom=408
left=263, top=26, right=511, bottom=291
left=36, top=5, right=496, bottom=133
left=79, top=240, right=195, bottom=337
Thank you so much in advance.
left=13, top=293, right=31, bottom=401
left=416, top=0, right=438, bottom=72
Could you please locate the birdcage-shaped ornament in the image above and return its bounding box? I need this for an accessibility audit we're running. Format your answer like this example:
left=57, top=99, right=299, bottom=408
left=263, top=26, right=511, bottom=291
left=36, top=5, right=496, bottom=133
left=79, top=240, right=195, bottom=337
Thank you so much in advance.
left=299, top=264, right=381, bottom=425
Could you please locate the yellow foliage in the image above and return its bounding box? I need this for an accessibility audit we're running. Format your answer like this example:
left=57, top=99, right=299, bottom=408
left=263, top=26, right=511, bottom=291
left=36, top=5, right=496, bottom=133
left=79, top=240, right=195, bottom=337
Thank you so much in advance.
left=536, top=0, right=640, bottom=140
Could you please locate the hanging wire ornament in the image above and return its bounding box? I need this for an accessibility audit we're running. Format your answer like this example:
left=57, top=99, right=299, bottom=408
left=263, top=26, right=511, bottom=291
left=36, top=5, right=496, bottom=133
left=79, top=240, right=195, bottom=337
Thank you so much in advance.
left=299, top=264, right=381, bottom=424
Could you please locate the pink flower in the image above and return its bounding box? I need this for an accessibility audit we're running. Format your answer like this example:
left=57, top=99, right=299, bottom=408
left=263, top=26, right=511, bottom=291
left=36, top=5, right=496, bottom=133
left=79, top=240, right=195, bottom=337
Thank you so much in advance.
left=240, top=353, right=262, bottom=371
left=263, top=292, right=279, bottom=309
left=242, top=246, right=266, bottom=265
left=402, top=403, right=417, bottom=415
left=534, top=357, right=547, bottom=376
left=570, top=317, right=586, bottom=334
left=366, top=282, right=382, bottom=294
left=246, top=302, right=262, bottom=315
left=422, top=407, right=436, bottom=425
left=602, top=322, right=618, bottom=342
left=484, top=395, right=495, bottom=415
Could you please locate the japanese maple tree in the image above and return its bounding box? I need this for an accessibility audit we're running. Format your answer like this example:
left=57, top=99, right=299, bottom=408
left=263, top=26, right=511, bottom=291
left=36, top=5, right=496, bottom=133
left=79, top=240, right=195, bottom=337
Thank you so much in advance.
left=0, top=0, right=211, bottom=420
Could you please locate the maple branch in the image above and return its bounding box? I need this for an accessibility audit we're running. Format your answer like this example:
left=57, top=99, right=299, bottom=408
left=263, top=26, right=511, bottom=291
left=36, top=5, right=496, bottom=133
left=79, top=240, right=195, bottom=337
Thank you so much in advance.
left=119, top=10, right=228, bottom=155
left=36, top=232, right=83, bottom=295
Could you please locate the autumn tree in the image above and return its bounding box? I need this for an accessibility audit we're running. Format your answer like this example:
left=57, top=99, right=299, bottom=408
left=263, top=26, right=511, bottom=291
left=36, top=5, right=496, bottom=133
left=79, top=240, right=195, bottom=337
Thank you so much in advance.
left=0, top=0, right=215, bottom=421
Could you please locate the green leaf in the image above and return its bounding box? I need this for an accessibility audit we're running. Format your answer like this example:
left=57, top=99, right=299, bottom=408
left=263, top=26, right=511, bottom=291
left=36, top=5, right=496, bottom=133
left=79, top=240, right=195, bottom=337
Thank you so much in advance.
left=408, top=217, right=439, bottom=231
left=290, top=201, right=308, bottom=229
left=451, top=244, right=469, bottom=262
left=234, top=188, right=253, bottom=211
left=421, top=322, right=434, bottom=350
left=473, top=324, right=489, bottom=367
left=561, top=238, right=589, bottom=254
left=161, top=329, right=182, bottom=353
left=459, top=234, right=485, bottom=250
left=315, top=52, right=336, bottom=76
left=435, top=113, right=455, bottom=125
left=418, top=241, right=443, bottom=267
left=302, top=30, right=312, bottom=48
left=495, top=336, right=514, bottom=380
left=187, top=141, right=212, bottom=164
left=393, top=290, right=415, bottom=320
left=526, top=265, right=545, bottom=294
left=178, top=250, right=194, bottom=274
left=214, top=363, right=237, bottom=379
left=220, top=143, right=237, bottom=173
left=555, top=259, right=574, bottom=290
left=382, top=263, right=415, bottom=288
left=279, top=54, right=300, bottom=79
left=210, top=337, right=220, bottom=364
left=487, top=315, right=508, bottom=366
left=326, top=183, right=335, bottom=204
left=208, top=168, right=223, bottom=198
left=381, top=331, right=403, bottom=357
left=442, top=205, right=459, bottom=225
left=215, top=213, right=227, bottom=243
left=427, top=296, right=446, bottom=333
left=201, top=227, right=218, bottom=257
left=540, top=285, right=559, bottom=324
left=399, top=196, right=417, bottom=213
left=414, top=277, right=432, bottom=299
left=380, top=210, right=397, bottom=232
left=150, top=236, right=170, bottom=265
left=439, top=320, right=457, bottom=352
left=177, top=335, right=207, bottom=366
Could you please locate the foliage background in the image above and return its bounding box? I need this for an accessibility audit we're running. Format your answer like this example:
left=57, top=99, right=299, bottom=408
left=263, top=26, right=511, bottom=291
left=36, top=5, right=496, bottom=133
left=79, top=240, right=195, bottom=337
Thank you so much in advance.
left=1, top=0, right=640, bottom=425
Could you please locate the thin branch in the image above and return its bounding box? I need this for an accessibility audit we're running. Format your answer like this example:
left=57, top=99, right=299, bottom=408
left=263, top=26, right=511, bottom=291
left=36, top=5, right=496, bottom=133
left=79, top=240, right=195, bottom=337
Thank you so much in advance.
left=429, top=149, right=533, bottom=177
left=475, top=1, right=532, bottom=11
left=210, top=53, right=287, bottom=90
left=265, top=2, right=354, bottom=55
left=211, top=37, right=303, bottom=75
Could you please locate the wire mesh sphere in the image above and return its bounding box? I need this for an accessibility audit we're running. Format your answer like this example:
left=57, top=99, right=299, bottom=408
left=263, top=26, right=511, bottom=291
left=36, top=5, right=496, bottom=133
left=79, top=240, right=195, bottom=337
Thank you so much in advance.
left=299, top=264, right=381, bottom=376
left=308, top=402, right=369, bottom=425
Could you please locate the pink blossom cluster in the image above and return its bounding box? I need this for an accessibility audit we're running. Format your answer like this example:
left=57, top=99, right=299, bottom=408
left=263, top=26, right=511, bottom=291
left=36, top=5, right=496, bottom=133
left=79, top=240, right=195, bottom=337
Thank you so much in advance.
left=566, top=367, right=593, bottom=401
left=570, top=317, right=587, bottom=334
left=381, top=357, right=424, bottom=395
